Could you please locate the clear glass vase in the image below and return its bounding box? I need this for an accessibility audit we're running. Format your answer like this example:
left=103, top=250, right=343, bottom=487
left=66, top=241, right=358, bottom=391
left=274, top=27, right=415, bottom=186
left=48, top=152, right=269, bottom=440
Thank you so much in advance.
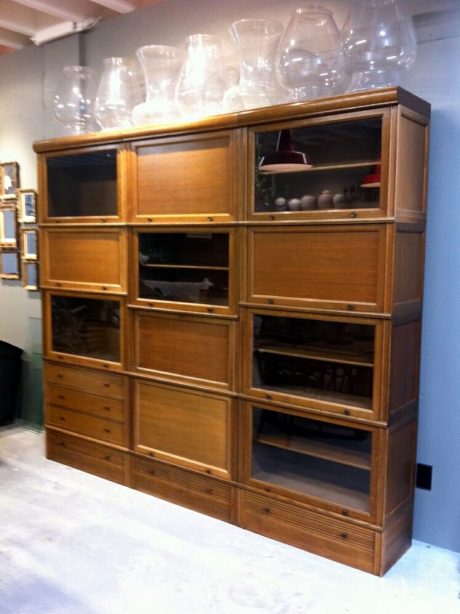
left=175, top=34, right=226, bottom=120
left=223, top=18, right=285, bottom=112
left=53, top=65, right=99, bottom=134
left=95, top=57, right=141, bottom=130
left=340, top=0, right=417, bottom=92
left=277, top=7, right=346, bottom=101
left=132, top=45, right=184, bottom=126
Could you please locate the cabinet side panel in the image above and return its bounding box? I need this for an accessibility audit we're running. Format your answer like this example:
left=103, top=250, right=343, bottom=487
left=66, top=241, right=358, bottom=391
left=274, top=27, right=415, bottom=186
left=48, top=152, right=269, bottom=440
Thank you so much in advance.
left=385, top=419, right=417, bottom=516
left=389, top=321, right=420, bottom=414
left=392, top=230, right=424, bottom=313
left=394, top=109, right=429, bottom=221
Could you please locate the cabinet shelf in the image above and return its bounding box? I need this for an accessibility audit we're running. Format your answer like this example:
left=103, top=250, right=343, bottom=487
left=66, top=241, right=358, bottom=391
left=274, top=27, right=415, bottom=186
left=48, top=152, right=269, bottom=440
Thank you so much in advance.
left=141, top=263, right=229, bottom=271
left=255, top=343, right=374, bottom=367
left=255, top=432, right=371, bottom=470
left=258, top=159, right=380, bottom=175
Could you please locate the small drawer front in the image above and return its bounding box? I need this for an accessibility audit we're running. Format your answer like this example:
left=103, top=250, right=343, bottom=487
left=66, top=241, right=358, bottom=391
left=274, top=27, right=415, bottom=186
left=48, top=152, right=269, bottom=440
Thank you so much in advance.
left=47, top=430, right=129, bottom=485
left=45, top=363, right=125, bottom=399
left=133, top=379, right=232, bottom=479
left=41, top=228, right=127, bottom=293
left=47, top=405, right=126, bottom=446
left=134, top=311, right=234, bottom=390
left=133, top=456, right=233, bottom=522
left=247, top=225, right=388, bottom=313
left=240, top=490, right=376, bottom=574
left=47, top=383, right=124, bottom=421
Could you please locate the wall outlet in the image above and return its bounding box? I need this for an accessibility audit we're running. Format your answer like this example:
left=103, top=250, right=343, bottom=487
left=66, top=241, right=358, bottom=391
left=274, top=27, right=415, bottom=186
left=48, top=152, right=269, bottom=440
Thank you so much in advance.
left=416, top=463, right=433, bottom=490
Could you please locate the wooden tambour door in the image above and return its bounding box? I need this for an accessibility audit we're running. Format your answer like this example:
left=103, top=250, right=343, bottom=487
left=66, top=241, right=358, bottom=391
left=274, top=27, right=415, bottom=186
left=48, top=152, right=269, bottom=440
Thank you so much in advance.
left=133, top=379, right=233, bottom=480
left=246, top=223, right=391, bottom=314
left=130, top=130, right=242, bottom=223
left=40, top=227, right=127, bottom=294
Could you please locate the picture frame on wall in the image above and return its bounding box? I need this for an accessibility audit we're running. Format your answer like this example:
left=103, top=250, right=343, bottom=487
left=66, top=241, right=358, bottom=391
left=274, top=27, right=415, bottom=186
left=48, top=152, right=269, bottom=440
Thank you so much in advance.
left=22, top=260, right=38, bottom=290
left=1, top=161, right=20, bottom=197
left=0, top=251, right=20, bottom=280
left=18, top=189, right=37, bottom=223
left=22, top=228, right=38, bottom=260
left=0, top=206, right=18, bottom=248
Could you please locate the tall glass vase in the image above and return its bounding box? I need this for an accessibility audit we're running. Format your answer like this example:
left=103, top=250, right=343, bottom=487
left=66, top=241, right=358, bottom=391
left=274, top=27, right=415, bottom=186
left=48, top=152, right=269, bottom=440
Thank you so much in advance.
left=223, top=18, right=285, bottom=112
left=175, top=34, right=226, bottom=120
left=53, top=65, right=98, bottom=134
left=340, top=0, right=417, bottom=91
left=132, top=45, right=184, bottom=126
left=277, top=7, right=346, bottom=101
left=95, top=57, right=141, bottom=130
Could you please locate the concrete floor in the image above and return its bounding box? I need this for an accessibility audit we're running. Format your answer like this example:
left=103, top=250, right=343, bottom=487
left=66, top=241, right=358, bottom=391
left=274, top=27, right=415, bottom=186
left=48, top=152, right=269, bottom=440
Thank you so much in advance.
left=0, top=425, right=459, bottom=614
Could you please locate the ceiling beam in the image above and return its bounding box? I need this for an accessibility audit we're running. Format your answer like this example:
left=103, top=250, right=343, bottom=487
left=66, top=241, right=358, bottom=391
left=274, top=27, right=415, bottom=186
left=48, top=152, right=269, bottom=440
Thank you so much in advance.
left=11, top=0, right=100, bottom=22
left=89, top=0, right=138, bottom=14
left=0, top=0, right=58, bottom=37
left=0, top=26, right=30, bottom=49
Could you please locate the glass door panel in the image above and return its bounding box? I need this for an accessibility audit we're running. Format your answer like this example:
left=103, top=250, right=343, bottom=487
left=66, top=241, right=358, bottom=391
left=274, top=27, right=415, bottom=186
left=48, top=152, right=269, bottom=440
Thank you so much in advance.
left=251, top=406, right=372, bottom=513
left=138, top=231, right=229, bottom=306
left=253, top=314, right=375, bottom=410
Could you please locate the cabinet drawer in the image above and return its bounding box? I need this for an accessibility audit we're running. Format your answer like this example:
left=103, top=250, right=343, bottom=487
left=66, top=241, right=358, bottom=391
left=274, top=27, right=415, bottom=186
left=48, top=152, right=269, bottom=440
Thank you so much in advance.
left=133, top=456, right=233, bottom=522
left=247, top=224, right=389, bottom=313
left=47, top=383, right=125, bottom=421
left=133, top=379, right=232, bottom=479
left=239, top=490, right=376, bottom=574
left=47, top=405, right=126, bottom=446
left=45, top=363, right=125, bottom=399
left=47, top=430, right=129, bottom=485
left=133, top=310, right=235, bottom=390
left=132, top=131, right=239, bottom=223
left=41, top=228, right=127, bottom=293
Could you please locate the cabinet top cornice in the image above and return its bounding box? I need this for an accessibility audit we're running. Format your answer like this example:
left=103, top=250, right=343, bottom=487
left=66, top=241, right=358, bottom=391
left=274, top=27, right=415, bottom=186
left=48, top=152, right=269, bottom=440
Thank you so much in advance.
left=33, top=86, right=430, bottom=154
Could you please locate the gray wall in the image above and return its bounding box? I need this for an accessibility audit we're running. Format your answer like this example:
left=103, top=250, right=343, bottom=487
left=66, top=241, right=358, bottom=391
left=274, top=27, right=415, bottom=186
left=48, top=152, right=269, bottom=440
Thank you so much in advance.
left=0, top=0, right=458, bottom=552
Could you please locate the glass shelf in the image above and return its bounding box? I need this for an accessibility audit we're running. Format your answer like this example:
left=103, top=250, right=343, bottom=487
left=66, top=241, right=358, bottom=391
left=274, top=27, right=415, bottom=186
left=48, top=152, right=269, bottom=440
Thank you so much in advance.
left=251, top=406, right=372, bottom=512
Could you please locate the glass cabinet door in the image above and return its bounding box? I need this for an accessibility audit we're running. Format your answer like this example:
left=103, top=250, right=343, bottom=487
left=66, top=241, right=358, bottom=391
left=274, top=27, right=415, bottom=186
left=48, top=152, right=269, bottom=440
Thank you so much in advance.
left=45, top=148, right=119, bottom=220
left=252, top=113, right=387, bottom=219
left=250, top=404, right=374, bottom=516
left=49, top=294, right=121, bottom=365
left=248, top=311, right=381, bottom=419
left=136, top=230, right=232, bottom=312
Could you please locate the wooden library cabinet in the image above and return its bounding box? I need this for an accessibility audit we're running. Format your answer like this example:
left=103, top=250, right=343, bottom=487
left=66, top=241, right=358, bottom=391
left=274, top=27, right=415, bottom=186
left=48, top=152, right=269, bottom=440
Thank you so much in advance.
left=34, top=86, right=430, bottom=575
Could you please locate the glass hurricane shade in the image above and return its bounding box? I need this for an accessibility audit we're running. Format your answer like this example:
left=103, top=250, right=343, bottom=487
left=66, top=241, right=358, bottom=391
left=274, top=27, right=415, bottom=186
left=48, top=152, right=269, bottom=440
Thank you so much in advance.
left=341, top=0, right=417, bottom=91
left=95, top=57, right=141, bottom=130
left=132, top=45, right=184, bottom=126
left=53, top=65, right=98, bottom=134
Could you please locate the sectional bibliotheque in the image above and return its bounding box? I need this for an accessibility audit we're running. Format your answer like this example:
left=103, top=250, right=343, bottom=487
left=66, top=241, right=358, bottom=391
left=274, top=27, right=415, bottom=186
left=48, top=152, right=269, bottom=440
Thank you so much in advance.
left=34, top=87, right=430, bottom=575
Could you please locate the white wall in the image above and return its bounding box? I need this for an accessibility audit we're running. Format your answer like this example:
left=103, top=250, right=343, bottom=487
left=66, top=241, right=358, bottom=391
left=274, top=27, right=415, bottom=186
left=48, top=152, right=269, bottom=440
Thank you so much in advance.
left=0, top=0, right=458, bottom=551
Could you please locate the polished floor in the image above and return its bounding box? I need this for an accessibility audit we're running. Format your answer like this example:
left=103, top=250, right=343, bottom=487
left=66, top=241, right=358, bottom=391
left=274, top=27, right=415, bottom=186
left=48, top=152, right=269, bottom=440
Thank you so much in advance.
left=0, top=425, right=459, bottom=614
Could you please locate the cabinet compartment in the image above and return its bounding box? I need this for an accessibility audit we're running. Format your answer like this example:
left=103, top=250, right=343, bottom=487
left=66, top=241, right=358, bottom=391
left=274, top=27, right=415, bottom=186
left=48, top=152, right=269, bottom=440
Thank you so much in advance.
left=42, top=147, right=121, bottom=221
left=133, top=310, right=235, bottom=390
left=132, top=131, right=239, bottom=223
left=44, top=292, right=123, bottom=369
left=242, top=402, right=378, bottom=519
left=250, top=112, right=388, bottom=220
left=41, top=228, right=127, bottom=294
left=247, top=224, right=389, bottom=312
left=47, top=430, right=130, bottom=485
left=133, top=379, right=232, bottom=479
left=47, top=404, right=126, bottom=446
left=244, top=309, right=386, bottom=420
left=47, top=383, right=125, bottom=421
left=134, top=228, right=235, bottom=314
